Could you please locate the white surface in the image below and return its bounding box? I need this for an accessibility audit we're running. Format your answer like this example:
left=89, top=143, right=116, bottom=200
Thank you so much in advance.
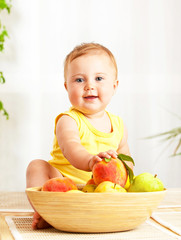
left=0, top=0, right=181, bottom=190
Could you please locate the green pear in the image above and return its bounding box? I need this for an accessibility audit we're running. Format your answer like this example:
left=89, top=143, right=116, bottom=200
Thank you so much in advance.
left=127, top=172, right=164, bottom=192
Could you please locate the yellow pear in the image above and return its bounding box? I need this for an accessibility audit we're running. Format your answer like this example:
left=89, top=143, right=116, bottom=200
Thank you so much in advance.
left=124, top=175, right=130, bottom=190
left=82, top=184, right=97, bottom=193
left=124, top=175, right=136, bottom=190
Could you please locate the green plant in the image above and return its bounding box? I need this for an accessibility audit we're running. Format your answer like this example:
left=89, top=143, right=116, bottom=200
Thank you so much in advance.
left=0, top=72, right=9, bottom=119
left=146, top=111, right=181, bottom=157
left=0, top=0, right=11, bottom=119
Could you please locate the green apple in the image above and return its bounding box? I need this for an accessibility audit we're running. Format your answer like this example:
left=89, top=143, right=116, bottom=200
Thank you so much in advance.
left=127, top=173, right=164, bottom=192
left=94, top=181, right=127, bottom=193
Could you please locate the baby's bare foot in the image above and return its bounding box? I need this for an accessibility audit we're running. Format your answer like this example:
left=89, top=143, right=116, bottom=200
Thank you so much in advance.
left=32, top=212, right=51, bottom=229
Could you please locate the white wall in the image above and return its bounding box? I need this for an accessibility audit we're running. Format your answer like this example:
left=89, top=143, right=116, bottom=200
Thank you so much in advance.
left=0, top=0, right=181, bottom=191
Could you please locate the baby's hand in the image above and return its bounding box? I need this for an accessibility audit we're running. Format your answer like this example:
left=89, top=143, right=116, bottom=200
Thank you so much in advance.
left=88, top=150, right=117, bottom=170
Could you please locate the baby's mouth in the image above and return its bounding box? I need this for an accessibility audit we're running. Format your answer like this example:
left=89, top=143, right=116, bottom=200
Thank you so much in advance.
left=84, top=95, right=98, bottom=100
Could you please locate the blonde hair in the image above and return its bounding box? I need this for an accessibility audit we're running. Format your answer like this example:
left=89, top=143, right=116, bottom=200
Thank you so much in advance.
left=64, top=43, right=118, bottom=81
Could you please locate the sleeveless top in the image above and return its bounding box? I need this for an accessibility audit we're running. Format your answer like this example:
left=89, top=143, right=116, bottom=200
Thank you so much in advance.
left=48, top=108, right=124, bottom=184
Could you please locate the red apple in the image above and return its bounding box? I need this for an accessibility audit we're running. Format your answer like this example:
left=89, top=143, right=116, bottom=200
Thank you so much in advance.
left=86, top=178, right=96, bottom=185
left=42, top=177, right=77, bottom=192
left=92, top=158, right=128, bottom=187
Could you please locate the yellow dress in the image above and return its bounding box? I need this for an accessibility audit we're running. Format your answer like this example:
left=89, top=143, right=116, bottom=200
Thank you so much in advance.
left=48, top=108, right=124, bottom=184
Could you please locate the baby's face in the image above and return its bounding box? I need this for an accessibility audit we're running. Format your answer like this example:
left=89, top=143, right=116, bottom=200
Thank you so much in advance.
left=65, top=52, right=118, bottom=116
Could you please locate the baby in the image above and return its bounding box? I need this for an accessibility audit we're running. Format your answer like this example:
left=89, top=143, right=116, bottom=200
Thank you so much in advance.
left=26, top=42, right=133, bottom=229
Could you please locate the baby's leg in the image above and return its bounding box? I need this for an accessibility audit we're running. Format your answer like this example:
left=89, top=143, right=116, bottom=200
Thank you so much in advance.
left=26, top=159, right=63, bottom=229
left=26, top=159, right=63, bottom=188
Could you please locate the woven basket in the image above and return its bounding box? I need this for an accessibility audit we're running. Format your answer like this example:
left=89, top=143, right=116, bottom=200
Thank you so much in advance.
left=26, top=187, right=166, bottom=233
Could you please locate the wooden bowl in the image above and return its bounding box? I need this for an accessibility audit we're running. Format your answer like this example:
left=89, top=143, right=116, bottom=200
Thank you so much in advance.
left=26, top=187, right=166, bottom=233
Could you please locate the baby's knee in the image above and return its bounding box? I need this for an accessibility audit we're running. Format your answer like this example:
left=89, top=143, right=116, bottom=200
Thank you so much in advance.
left=26, top=159, right=46, bottom=176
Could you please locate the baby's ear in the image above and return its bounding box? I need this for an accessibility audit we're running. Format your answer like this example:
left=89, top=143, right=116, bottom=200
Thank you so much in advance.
left=64, top=81, right=67, bottom=90
left=113, top=79, right=119, bottom=91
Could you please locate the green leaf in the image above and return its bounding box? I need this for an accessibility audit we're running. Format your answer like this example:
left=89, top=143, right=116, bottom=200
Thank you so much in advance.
left=0, top=27, right=9, bottom=42
left=0, top=26, right=9, bottom=51
left=122, top=161, right=134, bottom=184
left=174, top=139, right=181, bottom=155
left=117, top=154, right=135, bottom=166
left=174, top=153, right=181, bottom=156
left=0, top=0, right=11, bottom=13
left=0, top=43, right=4, bottom=51
left=3, top=108, right=9, bottom=119
left=0, top=71, right=5, bottom=83
left=0, top=100, right=9, bottom=119
left=170, top=152, right=181, bottom=157
left=0, top=100, right=3, bottom=110
left=144, top=126, right=181, bottom=158
left=144, top=109, right=181, bottom=158
left=117, top=154, right=135, bottom=184
left=104, top=157, right=112, bottom=163
left=144, top=127, right=181, bottom=139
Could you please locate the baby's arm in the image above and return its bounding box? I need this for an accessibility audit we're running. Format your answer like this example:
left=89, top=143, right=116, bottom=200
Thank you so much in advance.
left=56, top=115, right=117, bottom=171
left=117, top=124, right=134, bottom=170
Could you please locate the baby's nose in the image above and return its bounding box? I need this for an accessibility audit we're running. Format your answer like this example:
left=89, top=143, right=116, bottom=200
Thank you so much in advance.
left=84, top=82, right=95, bottom=91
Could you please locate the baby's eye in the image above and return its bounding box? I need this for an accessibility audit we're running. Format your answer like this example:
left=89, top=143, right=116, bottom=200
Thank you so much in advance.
left=96, top=77, right=103, bottom=81
left=76, top=78, right=84, bottom=83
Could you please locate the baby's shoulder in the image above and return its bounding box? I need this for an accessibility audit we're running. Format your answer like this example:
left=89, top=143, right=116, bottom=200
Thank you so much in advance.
left=107, top=111, right=123, bottom=125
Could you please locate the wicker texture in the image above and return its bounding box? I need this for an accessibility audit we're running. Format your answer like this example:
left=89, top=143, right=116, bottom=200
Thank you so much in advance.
left=0, top=192, right=33, bottom=212
left=0, top=216, right=14, bottom=240
left=5, top=216, right=179, bottom=240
